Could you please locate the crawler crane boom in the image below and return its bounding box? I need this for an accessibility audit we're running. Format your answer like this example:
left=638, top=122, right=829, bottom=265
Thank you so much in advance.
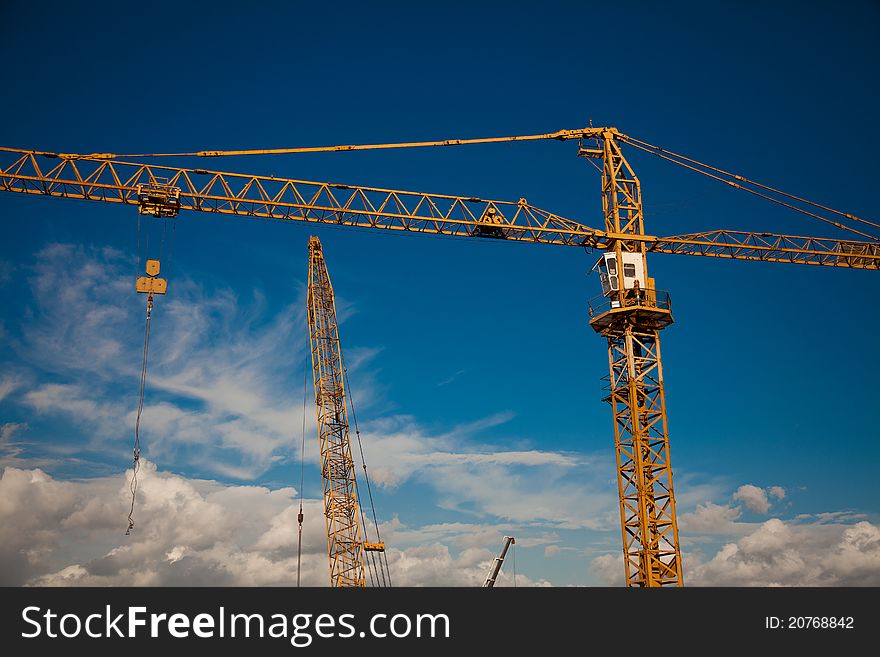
left=483, top=536, right=516, bottom=587
left=307, top=236, right=368, bottom=587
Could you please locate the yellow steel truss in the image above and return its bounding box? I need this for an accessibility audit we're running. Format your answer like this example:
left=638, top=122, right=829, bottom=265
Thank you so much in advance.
left=587, top=131, right=683, bottom=585
left=603, top=327, right=681, bottom=586
left=1, top=147, right=877, bottom=269
left=307, top=237, right=366, bottom=588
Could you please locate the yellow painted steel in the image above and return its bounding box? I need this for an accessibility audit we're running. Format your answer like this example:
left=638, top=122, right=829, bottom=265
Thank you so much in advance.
left=588, top=133, right=683, bottom=586
left=0, top=147, right=876, bottom=268
left=40, top=128, right=608, bottom=160
left=135, top=276, right=167, bottom=294
left=135, top=259, right=167, bottom=295
left=307, top=237, right=367, bottom=588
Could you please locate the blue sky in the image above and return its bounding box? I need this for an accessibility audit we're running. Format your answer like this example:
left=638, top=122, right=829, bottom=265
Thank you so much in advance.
left=1, top=1, right=878, bottom=586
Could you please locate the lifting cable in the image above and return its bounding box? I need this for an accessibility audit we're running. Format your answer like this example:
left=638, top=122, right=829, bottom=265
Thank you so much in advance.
left=127, top=217, right=174, bottom=535
left=343, top=364, right=392, bottom=587
left=296, top=349, right=308, bottom=587
left=512, top=540, right=517, bottom=588
left=135, top=213, right=142, bottom=285
left=618, top=134, right=880, bottom=240
left=165, top=217, right=177, bottom=285
left=345, top=378, right=381, bottom=588
left=126, top=293, right=151, bottom=535
left=339, top=363, right=379, bottom=587
left=356, top=470, right=380, bottom=590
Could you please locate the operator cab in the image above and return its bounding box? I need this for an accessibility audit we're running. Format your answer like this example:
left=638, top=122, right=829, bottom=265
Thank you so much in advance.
left=595, top=251, right=646, bottom=297
left=589, top=250, right=671, bottom=331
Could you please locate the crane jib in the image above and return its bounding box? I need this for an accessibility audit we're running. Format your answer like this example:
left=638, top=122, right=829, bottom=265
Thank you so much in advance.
left=0, top=151, right=876, bottom=269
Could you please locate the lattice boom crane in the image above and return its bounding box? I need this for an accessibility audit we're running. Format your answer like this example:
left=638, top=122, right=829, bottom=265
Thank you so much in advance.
left=308, top=235, right=391, bottom=587
left=2, top=127, right=877, bottom=587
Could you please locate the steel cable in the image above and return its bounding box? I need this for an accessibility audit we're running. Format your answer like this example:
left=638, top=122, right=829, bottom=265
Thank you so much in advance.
left=126, top=295, right=152, bottom=535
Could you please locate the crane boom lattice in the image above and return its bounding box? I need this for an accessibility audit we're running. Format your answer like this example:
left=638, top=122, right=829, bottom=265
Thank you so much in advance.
left=1, top=147, right=877, bottom=269
left=307, top=236, right=366, bottom=587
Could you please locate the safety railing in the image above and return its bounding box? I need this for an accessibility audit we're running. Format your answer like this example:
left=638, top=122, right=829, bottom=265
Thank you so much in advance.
left=588, top=289, right=672, bottom=319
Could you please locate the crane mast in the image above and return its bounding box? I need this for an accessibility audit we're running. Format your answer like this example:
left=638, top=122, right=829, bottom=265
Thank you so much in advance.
left=585, top=131, right=682, bottom=586
left=307, top=236, right=367, bottom=587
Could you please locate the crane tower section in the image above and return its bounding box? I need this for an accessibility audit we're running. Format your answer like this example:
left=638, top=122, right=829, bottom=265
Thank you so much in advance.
left=307, top=236, right=366, bottom=587
left=586, top=132, right=683, bottom=586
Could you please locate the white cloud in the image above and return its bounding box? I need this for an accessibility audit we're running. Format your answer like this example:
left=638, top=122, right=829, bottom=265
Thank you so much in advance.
left=795, top=511, right=866, bottom=524
left=437, top=369, right=466, bottom=387
left=673, top=474, right=730, bottom=511
left=769, top=486, right=785, bottom=500
left=0, top=463, right=313, bottom=586
left=590, top=553, right=625, bottom=586
left=0, top=375, right=22, bottom=402
left=23, top=383, right=122, bottom=439
left=357, top=415, right=616, bottom=530
left=384, top=519, right=513, bottom=551
left=165, top=545, right=186, bottom=564
left=514, top=533, right=560, bottom=549
left=680, top=502, right=744, bottom=535
left=0, top=465, right=553, bottom=587
left=733, top=484, right=771, bottom=514
left=685, top=518, right=880, bottom=586
left=544, top=545, right=560, bottom=558
left=0, top=422, right=26, bottom=446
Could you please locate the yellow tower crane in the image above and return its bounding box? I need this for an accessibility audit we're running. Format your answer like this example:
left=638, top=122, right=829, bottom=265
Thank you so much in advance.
left=1, top=128, right=877, bottom=588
